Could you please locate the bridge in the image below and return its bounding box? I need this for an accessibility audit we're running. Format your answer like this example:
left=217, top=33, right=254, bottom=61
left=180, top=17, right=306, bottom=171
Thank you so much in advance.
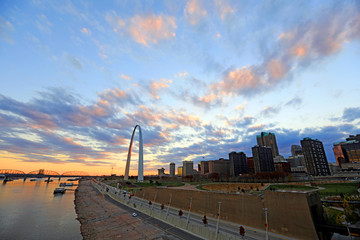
left=0, top=169, right=92, bottom=181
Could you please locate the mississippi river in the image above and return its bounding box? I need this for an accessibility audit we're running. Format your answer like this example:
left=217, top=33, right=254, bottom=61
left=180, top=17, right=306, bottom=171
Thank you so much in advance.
left=0, top=178, right=81, bottom=240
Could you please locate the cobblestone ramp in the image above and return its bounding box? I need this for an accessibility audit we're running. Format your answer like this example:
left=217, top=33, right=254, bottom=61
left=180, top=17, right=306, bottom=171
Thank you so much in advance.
left=75, top=180, right=180, bottom=240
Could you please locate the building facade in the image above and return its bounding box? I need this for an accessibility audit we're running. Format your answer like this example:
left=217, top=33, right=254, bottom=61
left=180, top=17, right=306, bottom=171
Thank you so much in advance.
left=252, top=145, right=275, bottom=173
left=301, top=137, right=331, bottom=176
left=157, top=168, right=165, bottom=176
left=256, top=132, right=279, bottom=157
left=291, top=145, right=303, bottom=156
left=229, top=152, right=248, bottom=176
left=177, top=166, right=183, bottom=176
left=169, top=162, right=175, bottom=177
left=182, top=161, right=194, bottom=176
left=208, top=158, right=230, bottom=176
left=200, top=161, right=209, bottom=175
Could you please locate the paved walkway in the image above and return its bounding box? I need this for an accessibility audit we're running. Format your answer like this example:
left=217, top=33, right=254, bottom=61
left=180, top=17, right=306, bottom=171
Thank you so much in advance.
left=75, top=180, right=190, bottom=240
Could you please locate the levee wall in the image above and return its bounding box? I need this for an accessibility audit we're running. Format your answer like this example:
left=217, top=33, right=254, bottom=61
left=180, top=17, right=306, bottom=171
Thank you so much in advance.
left=136, top=188, right=321, bottom=239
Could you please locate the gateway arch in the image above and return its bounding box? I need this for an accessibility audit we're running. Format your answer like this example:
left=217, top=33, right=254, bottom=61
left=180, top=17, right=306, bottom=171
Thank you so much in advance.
left=124, top=125, right=143, bottom=182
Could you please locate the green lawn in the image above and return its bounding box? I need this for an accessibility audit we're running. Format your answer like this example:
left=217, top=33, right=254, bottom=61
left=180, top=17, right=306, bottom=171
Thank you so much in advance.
left=135, top=182, right=185, bottom=187
left=318, top=182, right=359, bottom=197
left=268, top=184, right=316, bottom=191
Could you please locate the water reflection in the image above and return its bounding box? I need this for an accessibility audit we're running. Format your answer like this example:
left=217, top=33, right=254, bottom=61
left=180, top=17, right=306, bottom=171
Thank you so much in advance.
left=0, top=178, right=81, bottom=240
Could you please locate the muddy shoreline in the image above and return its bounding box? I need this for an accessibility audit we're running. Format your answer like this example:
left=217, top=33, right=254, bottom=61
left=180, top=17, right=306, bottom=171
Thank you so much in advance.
left=74, top=180, right=179, bottom=240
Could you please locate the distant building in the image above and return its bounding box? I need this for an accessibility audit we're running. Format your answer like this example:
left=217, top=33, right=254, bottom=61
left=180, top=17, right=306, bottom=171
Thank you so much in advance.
left=182, top=161, right=194, bottom=176
left=252, top=145, right=275, bottom=173
left=286, top=155, right=306, bottom=167
left=346, top=134, right=360, bottom=142
left=273, top=155, right=285, bottom=163
left=274, top=162, right=291, bottom=173
left=247, top=157, right=255, bottom=174
left=257, top=132, right=279, bottom=157
left=333, top=142, right=346, bottom=166
left=291, top=145, right=303, bottom=156
left=333, top=134, right=360, bottom=170
left=198, top=163, right=201, bottom=172
left=328, top=163, right=341, bottom=174
left=208, top=158, right=230, bottom=176
left=229, top=152, right=248, bottom=176
left=169, top=162, right=175, bottom=177
left=158, top=168, right=165, bottom=177
left=301, top=137, right=331, bottom=176
left=341, top=141, right=360, bottom=163
left=200, top=161, right=209, bottom=175
left=177, top=166, right=183, bottom=176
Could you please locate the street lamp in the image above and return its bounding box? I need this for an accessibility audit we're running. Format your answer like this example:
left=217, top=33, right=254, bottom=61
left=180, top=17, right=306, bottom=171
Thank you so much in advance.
left=263, top=208, right=269, bottom=240
left=166, top=194, right=172, bottom=220
left=215, top=202, right=222, bottom=240
left=186, top=197, right=193, bottom=228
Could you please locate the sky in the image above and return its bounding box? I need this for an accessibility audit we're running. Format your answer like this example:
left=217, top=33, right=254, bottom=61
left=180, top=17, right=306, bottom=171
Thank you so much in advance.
left=0, top=0, right=359, bottom=176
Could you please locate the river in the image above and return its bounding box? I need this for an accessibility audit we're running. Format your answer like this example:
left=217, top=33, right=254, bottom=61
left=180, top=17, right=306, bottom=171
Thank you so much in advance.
left=0, top=178, right=81, bottom=240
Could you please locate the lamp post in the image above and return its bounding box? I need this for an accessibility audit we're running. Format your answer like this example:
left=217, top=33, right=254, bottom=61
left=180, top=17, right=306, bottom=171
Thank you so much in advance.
left=215, top=202, right=222, bottom=240
left=166, top=194, right=172, bottom=220
left=150, top=191, right=157, bottom=215
left=263, top=208, right=269, bottom=240
left=186, top=197, right=193, bottom=228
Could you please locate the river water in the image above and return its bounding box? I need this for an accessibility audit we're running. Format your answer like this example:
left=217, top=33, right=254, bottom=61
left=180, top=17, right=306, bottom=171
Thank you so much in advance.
left=0, top=178, right=81, bottom=240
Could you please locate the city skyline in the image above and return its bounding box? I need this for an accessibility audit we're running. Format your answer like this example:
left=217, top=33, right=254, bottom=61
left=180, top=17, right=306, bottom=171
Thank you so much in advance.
left=1, top=0, right=360, bottom=175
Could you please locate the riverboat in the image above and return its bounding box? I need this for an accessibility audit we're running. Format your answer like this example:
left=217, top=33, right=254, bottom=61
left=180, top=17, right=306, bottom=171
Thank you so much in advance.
left=53, top=188, right=65, bottom=194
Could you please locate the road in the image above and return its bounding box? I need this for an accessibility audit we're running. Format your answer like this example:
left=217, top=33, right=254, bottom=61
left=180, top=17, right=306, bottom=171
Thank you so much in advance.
left=100, top=184, right=295, bottom=240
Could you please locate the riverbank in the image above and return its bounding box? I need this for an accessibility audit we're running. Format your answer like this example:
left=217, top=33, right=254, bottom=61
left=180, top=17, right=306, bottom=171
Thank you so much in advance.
left=74, top=180, right=181, bottom=239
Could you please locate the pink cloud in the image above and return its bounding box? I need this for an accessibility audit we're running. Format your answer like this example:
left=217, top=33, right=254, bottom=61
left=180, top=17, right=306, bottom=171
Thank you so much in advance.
left=184, top=0, right=207, bottom=25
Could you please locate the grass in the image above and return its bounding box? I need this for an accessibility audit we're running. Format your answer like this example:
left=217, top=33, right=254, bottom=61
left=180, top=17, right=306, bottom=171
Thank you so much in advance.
left=268, top=184, right=316, bottom=191
left=318, top=182, right=359, bottom=197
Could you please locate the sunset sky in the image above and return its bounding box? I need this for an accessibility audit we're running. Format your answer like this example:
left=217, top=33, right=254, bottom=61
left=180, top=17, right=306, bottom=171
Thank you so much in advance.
left=1, top=0, right=359, bottom=176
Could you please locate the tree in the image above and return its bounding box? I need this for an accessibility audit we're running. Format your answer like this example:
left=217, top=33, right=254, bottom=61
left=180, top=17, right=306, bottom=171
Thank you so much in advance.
left=161, top=203, right=164, bottom=210
left=178, top=209, right=183, bottom=217
left=148, top=200, right=152, bottom=205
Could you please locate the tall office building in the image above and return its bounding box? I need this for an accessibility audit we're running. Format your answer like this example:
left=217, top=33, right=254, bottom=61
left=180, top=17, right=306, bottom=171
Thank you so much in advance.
left=158, top=168, right=165, bottom=176
left=229, top=152, right=248, bottom=176
left=333, top=134, right=360, bottom=171
left=291, top=145, right=303, bottom=156
left=177, top=167, right=183, bottom=176
left=208, top=158, right=230, bottom=176
left=200, top=161, right=209, bottom=175
left=301, top=137, right=330, bottom=176
left=256, top=132, right=279, bottom=157
left=182, top=161, right=194, bottom=176
left=252, top=146, right=275, bottom=173
left=169, top=162, right=175, bottom=177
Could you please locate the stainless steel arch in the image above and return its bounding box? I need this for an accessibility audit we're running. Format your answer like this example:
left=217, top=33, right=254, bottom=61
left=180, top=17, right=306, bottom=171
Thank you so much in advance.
left=124, top=125, right=143, bottom=182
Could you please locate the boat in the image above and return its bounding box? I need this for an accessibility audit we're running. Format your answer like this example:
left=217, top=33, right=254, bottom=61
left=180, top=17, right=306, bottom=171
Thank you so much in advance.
left=30, top=179, right=37, bottom=181
left=65, top=183, right=73, bottom=186
left=53, top=188, right=65, bottom=194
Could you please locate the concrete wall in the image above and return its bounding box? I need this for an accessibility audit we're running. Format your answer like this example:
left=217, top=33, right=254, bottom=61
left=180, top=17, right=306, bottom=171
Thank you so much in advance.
left=136, top=188, right=321, bottom=239
left=264, top=191, right=320, bottom=239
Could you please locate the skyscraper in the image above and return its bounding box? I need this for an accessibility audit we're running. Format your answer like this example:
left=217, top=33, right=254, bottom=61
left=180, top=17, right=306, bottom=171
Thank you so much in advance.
left=291, top=145, right=303, bottom=156
left=169, top=162, right=175, bottom=177
left=301, top=137, right=330, bottom=176
left=229, top=152, right=248, bottom=176
left=252, top=145, right=275, bottom=173
left=182, top=161, right=194, bottom=176
left=256, top=132, right=279, bottom=157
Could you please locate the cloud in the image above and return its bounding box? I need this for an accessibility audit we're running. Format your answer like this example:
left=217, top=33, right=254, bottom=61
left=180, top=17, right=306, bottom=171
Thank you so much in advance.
left=80, top=27, right=91, bottom=35
left=285, top=96, right=302, bottom=107
left=35, top=14, right=52, bottom=34
left=0, top=16, right=14, bottom=43
left=184, top=0, right=207, bottom=25
left=205, top=3, right=360, bottom=101
left=121, top=74, right=131, bottom=80
left=149, top=79, right=172, bottom=99
left=342, top=107, right=360, bottom=122
left=261, top=106, right=280, bottom=117
left=66, top=54, right=82, bottom=70
left=107, top=12, right=177, bottom=46
left=215, top=0, right=236, bottom=19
